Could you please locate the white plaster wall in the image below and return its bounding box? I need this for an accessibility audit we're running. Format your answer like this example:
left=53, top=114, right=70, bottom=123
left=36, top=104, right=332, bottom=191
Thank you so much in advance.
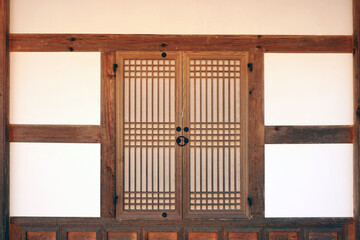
left=10, top=0, right=352, bottom=35
left=265, top=53, right=353, bottom=126
left=265, top=144, right=353, bottom=217
left=10, top=143, right=101, bottom=217
left=10, top=52, right=100, bottom=125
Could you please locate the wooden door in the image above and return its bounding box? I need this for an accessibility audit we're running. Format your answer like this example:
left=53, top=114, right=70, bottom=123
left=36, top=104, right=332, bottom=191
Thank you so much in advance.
left=183, top=52, right=249, bottom=218
left=116, top=52, right=183, bottom=219
left=116, top=51, right=249, bottom=220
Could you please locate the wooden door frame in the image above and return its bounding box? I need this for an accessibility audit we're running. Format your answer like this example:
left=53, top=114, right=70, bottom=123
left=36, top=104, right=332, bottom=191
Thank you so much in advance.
left=1, top=0, right=359, bottom=239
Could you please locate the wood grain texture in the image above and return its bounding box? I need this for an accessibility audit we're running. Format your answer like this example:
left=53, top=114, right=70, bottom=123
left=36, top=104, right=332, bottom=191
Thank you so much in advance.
left=0, top=0, right=9, bottom=239
left=9, top=224, right=25, bottom=240
left=188, top=232, right=217, bottom=240
left=68, top=232, right=96, bottom=240
left=9, top=124, right=100, bottom=143
left=269, top=232, right=298, bottom=240
left=27, top=232, right=56, bottom=240
left=108, top=232, right=137, bottom=240
left=308, top=232, right=337, bottom=240
left=228, top=232, right=257, bottom=240
left=354, top=0, right=360, bottom=239
left=248, top=50, right=265, bottom=218
left=148, top=232, right=177, bottom=240
left=101, top=52, right=116, bottom=218
left=265, top=126, right=354, bottom=144
left=9, top=34, right=352, bottom=53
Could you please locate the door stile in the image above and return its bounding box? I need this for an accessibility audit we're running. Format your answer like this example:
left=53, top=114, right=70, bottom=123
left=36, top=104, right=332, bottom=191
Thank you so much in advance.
left=115, top=51, right=183, bottom=219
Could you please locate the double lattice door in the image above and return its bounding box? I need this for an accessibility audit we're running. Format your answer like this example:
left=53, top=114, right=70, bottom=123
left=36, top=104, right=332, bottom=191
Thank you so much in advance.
left=116, top=51, right=249, bottom=219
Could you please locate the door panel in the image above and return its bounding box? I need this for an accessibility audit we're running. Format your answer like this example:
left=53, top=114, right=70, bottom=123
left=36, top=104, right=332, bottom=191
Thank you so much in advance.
left=183, top=52, right=249, bottom=218
left=116, top=52, right=183, bottom=219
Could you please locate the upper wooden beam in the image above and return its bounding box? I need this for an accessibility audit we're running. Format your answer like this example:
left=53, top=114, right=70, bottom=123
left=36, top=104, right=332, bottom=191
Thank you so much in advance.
left=0, top=0, right=9, bottom=239
left=9, top=34, right=353, bottom=53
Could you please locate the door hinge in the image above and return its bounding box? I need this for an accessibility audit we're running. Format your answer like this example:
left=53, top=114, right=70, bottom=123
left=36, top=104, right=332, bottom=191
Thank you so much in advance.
left=247, top=197, right=253, bottom=207
left=113, top=195, right=119, bottom=205
left=113, top=63, right=118, bottom=73
left=247, top=63, right=253, bottom=72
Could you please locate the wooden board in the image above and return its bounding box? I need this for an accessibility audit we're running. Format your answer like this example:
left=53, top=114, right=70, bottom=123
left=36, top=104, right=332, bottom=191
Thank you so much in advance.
left=0, top=0, right=9, bottom=239
left=265, top=126, right=353, bottom=144
left=9, top=34, right=352, bottom=53
left=9, top=124, right=100, bottom=143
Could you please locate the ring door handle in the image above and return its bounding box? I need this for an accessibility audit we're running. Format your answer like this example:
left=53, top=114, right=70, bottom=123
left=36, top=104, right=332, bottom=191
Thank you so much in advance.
left=176, top=136, right=189, bottom=147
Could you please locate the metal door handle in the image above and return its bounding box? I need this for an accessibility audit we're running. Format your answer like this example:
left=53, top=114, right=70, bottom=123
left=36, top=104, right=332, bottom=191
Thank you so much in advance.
left=176, top=136, right=189, bottom=146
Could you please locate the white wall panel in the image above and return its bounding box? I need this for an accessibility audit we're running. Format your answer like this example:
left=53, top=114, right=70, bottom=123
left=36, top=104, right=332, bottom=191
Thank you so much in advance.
left=265, top=54, right=353, bottom=126
left=10, top=0, right=352, bottom=35
left=265, top=144, right=353, bottom=218
left=10, top=143, right=100, bottom=217
left=10, top=53, right=100, bottom=124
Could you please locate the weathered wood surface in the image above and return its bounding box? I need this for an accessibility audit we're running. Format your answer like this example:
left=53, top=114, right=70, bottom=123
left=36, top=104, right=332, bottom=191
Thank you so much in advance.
left=10, top=34, right=352, bottom=53
left=354, top=0, right=360, bottom=239
left=0, top=0, right=9, bottom=239
left=265, top=126, right=354, bottom=144
left=101, top=52, right=116, bottom=218
left=248, top=50, right=265, bottom=219
left=9, top=124, right=100, bottom=143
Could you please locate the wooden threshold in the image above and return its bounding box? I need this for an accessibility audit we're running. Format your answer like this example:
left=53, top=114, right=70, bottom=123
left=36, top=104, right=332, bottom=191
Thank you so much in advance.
left=10, top=34, right=353, bottom=53
left=9, top=124, right=100, bottom=143
left=265, top=125, right=354, bottom=144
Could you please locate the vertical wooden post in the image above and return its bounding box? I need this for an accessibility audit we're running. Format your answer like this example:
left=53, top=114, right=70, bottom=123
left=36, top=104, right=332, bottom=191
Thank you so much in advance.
left=0, top=0, right=9, bottom=238
left=354, top=0, right=360, bottom=238
left=101, top=52, right=116, bottom=218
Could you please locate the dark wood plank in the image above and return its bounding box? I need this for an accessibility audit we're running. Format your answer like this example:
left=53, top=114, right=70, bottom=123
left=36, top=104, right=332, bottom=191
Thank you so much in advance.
left=308, top=232, right=337, bottom=240
left=148, top=232, right=177, bottom=240
left=265, top=126, right=354, bottom=144
left=101, top=52, right=116, bottom=218
left=248, top=50, right=265, bottom=218
left=9, top=224, right=25, bottom=240
left=188, top=232, right=217, bottom=240
left=0, top=0, right=9, bottom=239
left=68, top=232, right=96, bottom=240
left=9, top=124, right=100, bottom=143
left=27, top=232, right=56, bottom=240
left=354, top=0, right=360, bottom=239
left=107, top=232, right=137, bottom=240
left=228, top=232, right=257, bottom=240
left=9, top=34, right=352, bottom=53
left=268, top=232, right=298, bottom=240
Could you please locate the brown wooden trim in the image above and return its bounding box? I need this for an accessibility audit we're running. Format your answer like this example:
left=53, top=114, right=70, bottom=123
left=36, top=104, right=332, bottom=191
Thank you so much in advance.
left=0, top=0, right=9, bottom=239
left=248, top=50, right=265, bottom=219
left=9, top=217, right=354, bottom=228
left=265, top=126, right=354, bottom=144
left=354, top=0, right=360, bottom=239
left=9, top=124, right=100, bottom=143
left=101, top=52, right=116, bottom=218
left=9, top=34, right=352, bottom=53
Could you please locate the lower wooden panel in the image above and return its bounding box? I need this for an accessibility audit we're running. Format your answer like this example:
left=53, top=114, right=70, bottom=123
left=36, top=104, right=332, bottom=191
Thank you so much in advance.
left=228, top=232, right=257, bottom=240
left=68, top=232, right=96, bottom=240
left=27, top=232, right=56, bottom=240
left=148, top=232, right=177, bottom=240
left=269, top=232, right=298, bottom=240
left=108, top=232, right=138, bottom=240
left=308, top=232, right=337, bottom=240
left=188, top=232, right=217, bottom=240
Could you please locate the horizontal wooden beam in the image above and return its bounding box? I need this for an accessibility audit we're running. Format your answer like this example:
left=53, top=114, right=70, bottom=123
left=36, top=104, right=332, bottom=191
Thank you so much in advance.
left=10, top=217, right=353, bottom=228
left=265, top=125, right=354, bottom=144
left=9, top=34, right=353, bottom=53
left=9, top=124, right=100, bottom=143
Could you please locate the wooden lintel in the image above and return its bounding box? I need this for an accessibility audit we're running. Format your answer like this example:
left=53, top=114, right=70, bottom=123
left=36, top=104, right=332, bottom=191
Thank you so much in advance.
left=9, top=124, right=101, bottom=143
left=265, top=126, right=354, bottom=144
left=9, top=34, right=353, bottom=53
